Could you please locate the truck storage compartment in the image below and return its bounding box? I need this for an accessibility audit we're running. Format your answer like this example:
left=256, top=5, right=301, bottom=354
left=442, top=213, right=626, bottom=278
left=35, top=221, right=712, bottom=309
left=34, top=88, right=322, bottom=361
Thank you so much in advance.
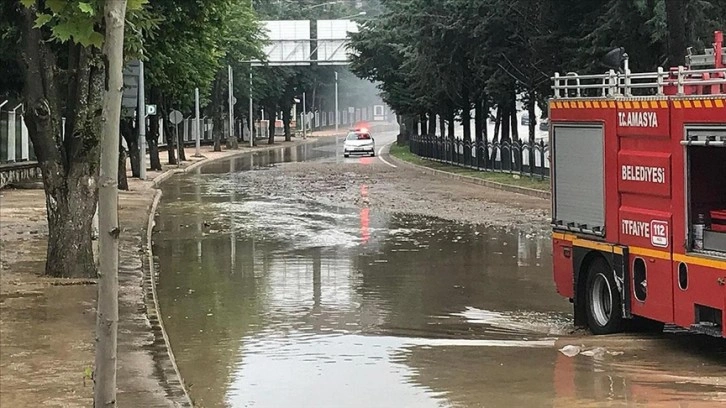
left=705, top=210, right=726, bottom=252
left=552, top=124, right=605, bottom=236
left=685, top=129, right=726, bottom=254
left=711, top=210, right=726, bottom=232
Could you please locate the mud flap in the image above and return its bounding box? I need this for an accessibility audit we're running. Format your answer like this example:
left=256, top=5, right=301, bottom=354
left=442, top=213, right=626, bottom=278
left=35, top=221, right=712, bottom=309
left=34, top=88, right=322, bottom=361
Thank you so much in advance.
left=572, top=244, right=631, bottom=327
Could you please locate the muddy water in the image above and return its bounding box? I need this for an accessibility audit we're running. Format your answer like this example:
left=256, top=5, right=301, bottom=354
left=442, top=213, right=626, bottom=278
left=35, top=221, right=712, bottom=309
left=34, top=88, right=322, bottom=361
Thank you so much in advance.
left=154, top=141, right=726, bottom=408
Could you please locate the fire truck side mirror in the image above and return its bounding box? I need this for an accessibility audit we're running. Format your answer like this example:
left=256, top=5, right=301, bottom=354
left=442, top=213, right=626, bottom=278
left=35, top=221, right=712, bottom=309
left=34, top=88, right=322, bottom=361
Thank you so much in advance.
left=603, top=47, right=627, bottom=70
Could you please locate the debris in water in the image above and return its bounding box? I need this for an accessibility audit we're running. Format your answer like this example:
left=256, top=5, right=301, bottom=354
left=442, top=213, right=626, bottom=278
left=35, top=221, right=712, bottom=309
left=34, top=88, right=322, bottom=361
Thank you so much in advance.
left=581, top=347, right=606, bottom=358
left=559, top=345, right=581, bottom=357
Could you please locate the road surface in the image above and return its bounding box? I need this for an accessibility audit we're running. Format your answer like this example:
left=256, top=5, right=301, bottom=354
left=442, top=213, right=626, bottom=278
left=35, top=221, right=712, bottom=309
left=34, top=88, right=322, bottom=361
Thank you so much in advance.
left=152, top=134, right=726, bottom=408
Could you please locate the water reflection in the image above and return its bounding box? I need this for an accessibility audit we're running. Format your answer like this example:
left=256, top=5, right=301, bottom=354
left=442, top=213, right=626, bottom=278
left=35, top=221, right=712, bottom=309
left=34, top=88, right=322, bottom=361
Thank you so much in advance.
left=153, top=142, right=726, bottom=408
left=155, top=167, right=564, bottom=407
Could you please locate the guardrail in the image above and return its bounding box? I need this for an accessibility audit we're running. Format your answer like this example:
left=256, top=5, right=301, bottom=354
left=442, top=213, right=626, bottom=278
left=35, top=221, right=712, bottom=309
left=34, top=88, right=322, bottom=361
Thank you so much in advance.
left=408, top=134, right=550, bottom=180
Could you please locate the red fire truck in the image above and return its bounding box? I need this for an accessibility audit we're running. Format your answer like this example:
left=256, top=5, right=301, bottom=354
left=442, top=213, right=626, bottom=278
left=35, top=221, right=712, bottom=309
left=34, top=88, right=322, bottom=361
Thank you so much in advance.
left=550, top=31, right=726, bottom=337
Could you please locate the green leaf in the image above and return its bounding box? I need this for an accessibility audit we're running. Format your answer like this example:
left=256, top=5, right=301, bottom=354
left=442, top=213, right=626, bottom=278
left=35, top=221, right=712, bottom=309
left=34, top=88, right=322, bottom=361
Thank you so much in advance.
left=46, top=0, right=66, bottom=14
left=87, top=31, right=104, bottom=48
left=127, top=0, right=148, bottom=11
left=20, top=0, right=34, bottom=7
left=78, top=2, right=94, bottom=16
left=50, top=21, right=73, bottom=42
left=83, top=367, right=93, bottom=379
left=34, top=14, right=53, bottom=28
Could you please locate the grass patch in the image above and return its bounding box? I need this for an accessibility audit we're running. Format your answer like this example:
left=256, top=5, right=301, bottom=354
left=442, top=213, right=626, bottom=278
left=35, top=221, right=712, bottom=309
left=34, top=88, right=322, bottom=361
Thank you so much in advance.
left=388, top=142, right=550, bottom=192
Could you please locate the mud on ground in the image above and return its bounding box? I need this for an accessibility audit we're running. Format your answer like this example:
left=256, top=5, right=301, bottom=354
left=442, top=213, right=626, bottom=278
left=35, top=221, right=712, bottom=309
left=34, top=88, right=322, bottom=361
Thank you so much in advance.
left=0, top=186, right=183, bottom=407
left=0, top=138, right=333, bottom=407
left=0, top=138, right=549, bottom=406
left=0, top=188, right=96, bottom=407
left=238, top=160, right=551, bottom=234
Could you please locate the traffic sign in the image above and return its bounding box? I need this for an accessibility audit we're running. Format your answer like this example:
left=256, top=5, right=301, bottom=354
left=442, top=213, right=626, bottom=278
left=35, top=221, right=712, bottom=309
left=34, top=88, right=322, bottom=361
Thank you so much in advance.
left=168, top=110, right=183, bottom=125
left=146, top=104, right=157, bottom=116
left=232, top=96, right=237, bottom=106
left=122, top=60, right=140, bottom=109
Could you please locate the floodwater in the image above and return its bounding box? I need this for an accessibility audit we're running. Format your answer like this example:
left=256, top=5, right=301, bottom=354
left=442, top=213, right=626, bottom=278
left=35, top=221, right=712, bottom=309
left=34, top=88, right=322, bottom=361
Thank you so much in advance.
left=153, top=140, right=726, bottom=408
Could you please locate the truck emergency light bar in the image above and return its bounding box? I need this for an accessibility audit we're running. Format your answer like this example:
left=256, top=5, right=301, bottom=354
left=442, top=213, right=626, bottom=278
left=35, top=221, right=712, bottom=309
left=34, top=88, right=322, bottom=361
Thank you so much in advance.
left=552, top=31, right=726, bottom=98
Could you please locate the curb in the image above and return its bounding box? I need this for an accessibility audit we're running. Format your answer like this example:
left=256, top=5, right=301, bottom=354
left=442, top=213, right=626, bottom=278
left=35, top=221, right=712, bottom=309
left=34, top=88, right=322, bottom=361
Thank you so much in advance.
left=385, top=151, right=551, bottom=200
left=144, top=190, right=193, bottom=407
left=141, top=136, right=335, bottom=406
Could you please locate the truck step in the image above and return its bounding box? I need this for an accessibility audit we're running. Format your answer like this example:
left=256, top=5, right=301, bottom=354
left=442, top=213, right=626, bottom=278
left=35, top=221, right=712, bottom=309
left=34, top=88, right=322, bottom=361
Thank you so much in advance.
left=690, top=323, right=724, bottom=338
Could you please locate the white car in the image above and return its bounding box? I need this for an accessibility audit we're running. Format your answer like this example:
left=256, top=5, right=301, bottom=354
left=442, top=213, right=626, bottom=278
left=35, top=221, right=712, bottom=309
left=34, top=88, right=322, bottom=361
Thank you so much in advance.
left=343, top=129, right=376, bottom=158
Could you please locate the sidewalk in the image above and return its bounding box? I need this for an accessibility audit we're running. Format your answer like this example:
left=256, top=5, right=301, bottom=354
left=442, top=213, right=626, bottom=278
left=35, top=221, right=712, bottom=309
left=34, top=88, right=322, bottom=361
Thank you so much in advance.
left=0, top=134, right=335, bottom=407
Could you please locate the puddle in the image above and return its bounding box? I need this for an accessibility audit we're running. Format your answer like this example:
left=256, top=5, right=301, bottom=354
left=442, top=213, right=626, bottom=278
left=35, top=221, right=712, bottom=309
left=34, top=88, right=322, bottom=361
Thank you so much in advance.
left=153, top=141, right=726, bottom=407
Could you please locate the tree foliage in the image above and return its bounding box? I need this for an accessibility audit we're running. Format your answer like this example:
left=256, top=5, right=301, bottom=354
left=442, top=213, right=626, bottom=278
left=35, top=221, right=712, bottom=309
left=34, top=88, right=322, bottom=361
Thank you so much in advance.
left=349, top=0, right=726, bottom=142
left=10, top=0, right=150, bottom=278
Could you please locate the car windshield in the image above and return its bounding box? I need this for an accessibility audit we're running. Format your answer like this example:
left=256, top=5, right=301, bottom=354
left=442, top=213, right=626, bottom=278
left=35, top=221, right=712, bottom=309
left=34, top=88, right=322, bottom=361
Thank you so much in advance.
left=346, top=132, right=371, bottom=141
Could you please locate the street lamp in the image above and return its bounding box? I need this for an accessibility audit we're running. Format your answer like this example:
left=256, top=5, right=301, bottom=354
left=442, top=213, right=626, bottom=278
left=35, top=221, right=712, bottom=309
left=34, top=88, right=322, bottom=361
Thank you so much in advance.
left=340, top=11, right=367, bottom=19
left=305, top=1, right=344, bottom=10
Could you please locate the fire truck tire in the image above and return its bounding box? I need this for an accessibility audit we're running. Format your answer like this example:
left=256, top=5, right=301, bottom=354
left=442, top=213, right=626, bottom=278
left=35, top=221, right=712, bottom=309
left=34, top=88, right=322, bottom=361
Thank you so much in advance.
left=585, top=257, right=623, bottom=335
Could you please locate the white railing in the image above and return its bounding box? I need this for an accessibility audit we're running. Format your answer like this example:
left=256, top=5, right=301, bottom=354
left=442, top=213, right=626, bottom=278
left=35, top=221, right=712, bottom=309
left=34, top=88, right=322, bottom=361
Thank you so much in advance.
left=0, top=102, right=32, bottom=165
left=552, top=67, right=726, bottom=99
left=0, top=103, right=391, bottom=163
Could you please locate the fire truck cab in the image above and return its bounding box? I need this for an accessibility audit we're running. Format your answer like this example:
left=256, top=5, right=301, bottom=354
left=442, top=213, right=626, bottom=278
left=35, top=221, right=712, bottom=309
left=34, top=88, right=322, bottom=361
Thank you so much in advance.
left=550, top=31, right=726, bottom=337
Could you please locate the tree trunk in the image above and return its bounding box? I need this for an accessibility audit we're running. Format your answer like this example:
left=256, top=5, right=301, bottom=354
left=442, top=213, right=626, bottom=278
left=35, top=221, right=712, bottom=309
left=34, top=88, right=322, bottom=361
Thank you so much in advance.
left=118, top=139, right=128, bottom=191
left=159, top=95, right=176, bottom=167
left=447, top=111, right=455, bottom=140
left=527, top=90, right=536, bottom=175
left=211, top=70, right=224, bottom=152
left=120, top=118, right=139, bottom=177
left=482, top=98, right=490, bottom=168
left=282, top=104, right=292, bottom=141
left=165, top=118, right=177, bottom=165
left=147, top=89, right=162, bottom=171
left=20, top=6, right=101, bottom=278
left=396, top=114, right=406, bottom=145
left=177, top=120, right=186, bottom=162
left=428, top=112, right=436, bottom=136
left=267, top=103, right=277, bottom=144
left=665, top=0, right=687, bottom=66
left=490, top=107, right=502, bottom=164
left=462, top=101, right=471, bottom=165
left=146, top=129, right=161, bottom=170
left=509, top=97, right=518, bottom=142
left=462, top=106, right=471, bottom=143
left=439, top=112, right=446, bottom=139
left=474, top=98, right=483, bottom=167
left=95, top=1, right=126, bottom=406
left=501, top=104, right=510, bottom=143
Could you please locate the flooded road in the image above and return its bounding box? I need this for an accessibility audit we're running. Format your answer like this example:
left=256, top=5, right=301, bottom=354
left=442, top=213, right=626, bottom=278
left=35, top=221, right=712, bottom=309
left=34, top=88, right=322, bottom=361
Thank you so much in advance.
left=153, top=139, right=726, bottom=407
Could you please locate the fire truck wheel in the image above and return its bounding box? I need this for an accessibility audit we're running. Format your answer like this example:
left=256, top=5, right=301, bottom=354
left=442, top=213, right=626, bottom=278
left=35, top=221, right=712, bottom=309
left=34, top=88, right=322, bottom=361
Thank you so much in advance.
left=585, top=258, right=623, bottom=335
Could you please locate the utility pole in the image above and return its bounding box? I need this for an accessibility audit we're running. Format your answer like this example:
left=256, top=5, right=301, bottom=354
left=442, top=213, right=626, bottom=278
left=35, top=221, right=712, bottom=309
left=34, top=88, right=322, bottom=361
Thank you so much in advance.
left=249, top=70, right=254, bottom=147
left=335, top=71, right=339, bottom=132
left=302, top=91, right=307, bottom=138
left=228, top=65, right=238, bottom=149
left=138, top=58, right=146, bottom=180
left=194, top=88, right=201, bottom=157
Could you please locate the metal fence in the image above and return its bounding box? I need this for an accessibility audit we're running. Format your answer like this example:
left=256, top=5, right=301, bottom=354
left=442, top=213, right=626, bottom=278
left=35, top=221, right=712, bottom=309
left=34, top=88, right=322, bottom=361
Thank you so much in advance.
left=409, top=134, right=551, bottom=180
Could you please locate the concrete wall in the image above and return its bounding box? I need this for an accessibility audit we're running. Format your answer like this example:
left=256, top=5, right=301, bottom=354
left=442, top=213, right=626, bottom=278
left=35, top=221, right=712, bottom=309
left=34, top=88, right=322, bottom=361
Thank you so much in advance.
left=0, top=162, right=41, bottom=189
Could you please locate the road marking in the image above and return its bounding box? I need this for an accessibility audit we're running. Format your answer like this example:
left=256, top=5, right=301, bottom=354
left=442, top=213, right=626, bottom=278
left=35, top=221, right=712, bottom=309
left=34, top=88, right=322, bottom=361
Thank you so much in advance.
left=377, top=143, right=397, bottom=168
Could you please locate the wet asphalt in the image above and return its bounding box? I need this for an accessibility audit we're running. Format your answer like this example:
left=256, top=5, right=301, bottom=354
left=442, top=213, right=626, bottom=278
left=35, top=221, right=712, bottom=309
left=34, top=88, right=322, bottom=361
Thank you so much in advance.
left=152, top=136, right=726, bottom=408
